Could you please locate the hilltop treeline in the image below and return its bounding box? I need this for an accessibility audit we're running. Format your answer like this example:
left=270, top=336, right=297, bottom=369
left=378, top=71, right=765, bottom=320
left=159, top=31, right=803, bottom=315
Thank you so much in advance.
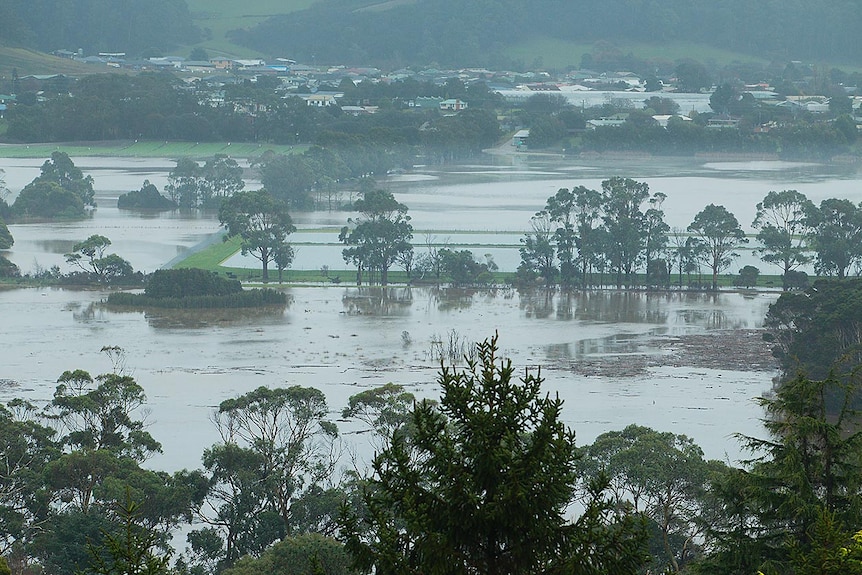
left=232, top=0, right=862, bottom=68
left=0, top=0, right=198, bottom=55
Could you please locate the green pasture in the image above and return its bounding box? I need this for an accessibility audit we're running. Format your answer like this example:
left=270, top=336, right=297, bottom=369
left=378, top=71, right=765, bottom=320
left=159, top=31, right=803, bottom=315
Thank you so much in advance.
left=0, top=141, right=304, bottom=159
left=0, top=47, right=108, bottom=78
left=185, top=0, right=319, bottom=57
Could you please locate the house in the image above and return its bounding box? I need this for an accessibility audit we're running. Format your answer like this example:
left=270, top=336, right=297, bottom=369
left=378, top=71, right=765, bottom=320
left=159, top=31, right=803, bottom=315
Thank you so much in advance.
left=184, top=61, right=216, bottom=73
left=342, top=105, right=377, bottom=116
left=211, top=58, right=234, bottom=70
left=440, top=98, right=467, bottom=111
left=707, top=117, right=740, bottom=129
left=586, top=117, right=627, bottom=129
left=652, top=114, right=693, bottom=128
left=512, top=129, right=529, bottom=149
left=302, top=93, right=339, bottom=107
left=412, top=96, right=443, bottom=109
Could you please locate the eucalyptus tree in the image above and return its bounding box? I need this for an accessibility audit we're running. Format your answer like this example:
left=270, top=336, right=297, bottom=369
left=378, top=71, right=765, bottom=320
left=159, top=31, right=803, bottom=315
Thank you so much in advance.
left=601, top=177, right=651, bottom=287
left=518, top=212, right=557, bottom=287
left=543, top=187, right=578, bottom=287
left=219, top=189, right=295, bottom=282
left=342, top=383, right=415, bottom=452
left=201, top=155, right=245, bottom=206
left=573, top=185, right=605, bottom=286
left=643, top=192, right=670, bottom=279
left=36, top=151, right=95, bottom=208
left=0, top=400, right=58, bottom=556
left=751, top=189, right=814, bottom=289
left=34, top=365, right=205, bottom=575
left=579, top=425, right=723, bottom=573
left=165, top=158, right=203, bottom=209
left=64, top=235, right=134, bottom=283
left=196, top=386, right=339, bottom=566
left=339, top=190, right=412, bottom=286
left=687, top=204, right=747, bottom=290
left=806, top=198, right=862, bottom=278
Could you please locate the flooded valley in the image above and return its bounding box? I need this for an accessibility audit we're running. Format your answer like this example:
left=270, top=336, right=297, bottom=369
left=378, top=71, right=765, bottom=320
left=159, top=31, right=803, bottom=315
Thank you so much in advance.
left=2, top=152, right=861, bottom=471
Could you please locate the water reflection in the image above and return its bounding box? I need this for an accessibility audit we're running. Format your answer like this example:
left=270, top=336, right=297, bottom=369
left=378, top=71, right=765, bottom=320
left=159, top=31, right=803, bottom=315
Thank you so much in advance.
left=341, top=287, right=413, bottom=316
left=103, top=302, right=291, bottom=329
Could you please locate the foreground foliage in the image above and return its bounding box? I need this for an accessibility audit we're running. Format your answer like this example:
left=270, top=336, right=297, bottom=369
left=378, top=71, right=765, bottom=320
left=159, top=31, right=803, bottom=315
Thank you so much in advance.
left=338, top=334, right=648, bottom=575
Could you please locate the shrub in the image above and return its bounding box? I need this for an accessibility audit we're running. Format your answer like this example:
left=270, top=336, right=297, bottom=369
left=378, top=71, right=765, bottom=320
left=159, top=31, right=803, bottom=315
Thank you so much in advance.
left=145, top=268, right=242, bottom=299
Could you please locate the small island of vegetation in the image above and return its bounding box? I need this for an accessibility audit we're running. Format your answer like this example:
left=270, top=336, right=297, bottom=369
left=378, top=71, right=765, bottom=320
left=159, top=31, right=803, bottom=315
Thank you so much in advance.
left=106, top=268, right=286, bottom=309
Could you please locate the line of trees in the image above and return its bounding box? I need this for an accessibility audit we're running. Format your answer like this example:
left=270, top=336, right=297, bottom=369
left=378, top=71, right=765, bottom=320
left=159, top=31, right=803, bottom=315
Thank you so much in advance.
left=517, top=179, right=862, bottom=291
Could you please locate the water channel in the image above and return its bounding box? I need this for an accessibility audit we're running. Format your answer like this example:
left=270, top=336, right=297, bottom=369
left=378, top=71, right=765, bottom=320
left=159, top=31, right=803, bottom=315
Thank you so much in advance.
left=1, top=152, right=861, bottom=473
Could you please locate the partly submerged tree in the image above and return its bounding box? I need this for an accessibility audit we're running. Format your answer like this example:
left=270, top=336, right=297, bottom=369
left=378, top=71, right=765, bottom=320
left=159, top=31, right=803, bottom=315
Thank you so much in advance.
left=806, top=198, right=862, bottom=279
left=687, top=204, right=747, bottom=290
left=339, top=334, right=648, bottom=575
left=752, top=190, right=814, bottom=289
left=339, top=190, right=412, bottom=286
left=117, top=180, right=177, bottom=211
left=36, top=151, right=96, bottom=207
left=64, top=235, right=134, bottom=283
left=219, top=189, right=295, bottom=282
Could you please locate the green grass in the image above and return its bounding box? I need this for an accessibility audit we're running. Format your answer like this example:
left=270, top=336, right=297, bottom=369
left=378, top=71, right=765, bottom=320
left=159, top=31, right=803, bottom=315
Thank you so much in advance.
left=175, top=235, right=240, bottom=269
left=0, top=47, right=115, bottom=78
left=169, top=229, right=788, bottom=290
left=504, top=36, right=768, bottom=71
left=0, top=141, right=306, bottom=159
left=185, top=0, right=319, bottom=58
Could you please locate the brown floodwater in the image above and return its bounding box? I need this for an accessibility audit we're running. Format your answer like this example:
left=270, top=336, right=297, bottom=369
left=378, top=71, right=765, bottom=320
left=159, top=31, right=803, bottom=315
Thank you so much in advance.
left=1, top=153, right=860, bottom=473
left=1, top=284, right=776, bottom=473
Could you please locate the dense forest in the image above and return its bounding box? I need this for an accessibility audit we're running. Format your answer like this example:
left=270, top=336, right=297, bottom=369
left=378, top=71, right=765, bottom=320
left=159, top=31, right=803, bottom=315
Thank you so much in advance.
left=0, top=0, right=198, bottom=55
left=232, top=0, right=862, bottom=67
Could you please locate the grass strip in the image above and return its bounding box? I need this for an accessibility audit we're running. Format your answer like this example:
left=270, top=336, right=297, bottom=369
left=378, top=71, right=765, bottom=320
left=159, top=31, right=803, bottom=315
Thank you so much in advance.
left=0, top=141, right=305, bottom=159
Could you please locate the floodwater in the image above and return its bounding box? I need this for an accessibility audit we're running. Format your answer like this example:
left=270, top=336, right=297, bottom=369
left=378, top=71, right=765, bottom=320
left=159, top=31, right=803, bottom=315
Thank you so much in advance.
left=2, top=153, right=861, bottom=473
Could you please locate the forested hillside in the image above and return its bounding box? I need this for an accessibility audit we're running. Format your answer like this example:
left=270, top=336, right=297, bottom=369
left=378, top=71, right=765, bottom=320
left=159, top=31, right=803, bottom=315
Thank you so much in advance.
left=0, top=0, right=198, bottom=55
left=231, top=0, right=862, bottom=67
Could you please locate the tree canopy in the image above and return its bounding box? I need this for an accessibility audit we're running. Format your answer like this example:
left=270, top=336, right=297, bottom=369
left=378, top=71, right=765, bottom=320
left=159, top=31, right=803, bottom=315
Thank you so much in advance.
left=219, top=189, right=295, bottom=282
left=339, top=334, right=648, bottom=575
left=339, top=190, right=413, bottom=286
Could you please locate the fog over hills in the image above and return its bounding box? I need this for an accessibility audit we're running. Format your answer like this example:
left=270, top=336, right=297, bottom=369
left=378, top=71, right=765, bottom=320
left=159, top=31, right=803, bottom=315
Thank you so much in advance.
left=2, top=0, right=861, bottom=69
left=0, top=0, right=198, bottom=55
left=231, top=0, right=862, bottom=68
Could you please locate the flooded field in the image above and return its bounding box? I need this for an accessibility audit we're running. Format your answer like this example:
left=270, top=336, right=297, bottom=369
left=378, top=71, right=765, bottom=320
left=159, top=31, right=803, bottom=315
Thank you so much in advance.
left=0, top=285, right=776, bottom=473
left=2, top=152, right=860, bottom=472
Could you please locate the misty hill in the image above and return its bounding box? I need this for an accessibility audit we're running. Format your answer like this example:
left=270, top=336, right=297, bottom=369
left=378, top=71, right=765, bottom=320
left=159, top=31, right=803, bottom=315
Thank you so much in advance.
left=0, top=0, right=198, bottom=56
left=229, top=0, right=862, bottom=68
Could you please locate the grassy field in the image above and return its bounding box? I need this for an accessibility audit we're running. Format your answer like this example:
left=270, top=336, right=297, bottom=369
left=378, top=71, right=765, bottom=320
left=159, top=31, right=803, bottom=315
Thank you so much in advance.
left=504, top=37, right=767, bottom=71
left=169, top=229, right=786, bottom=290
left=185, top=0, right=319, bottom=57
left=0, top=141, right=305, bottom=159
left=0, top=47, right=118, bottom=78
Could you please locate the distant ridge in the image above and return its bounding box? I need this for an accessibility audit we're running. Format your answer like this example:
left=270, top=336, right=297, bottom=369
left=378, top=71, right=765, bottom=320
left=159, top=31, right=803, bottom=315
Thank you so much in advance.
left=227, top=0, right=862, bottom=68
